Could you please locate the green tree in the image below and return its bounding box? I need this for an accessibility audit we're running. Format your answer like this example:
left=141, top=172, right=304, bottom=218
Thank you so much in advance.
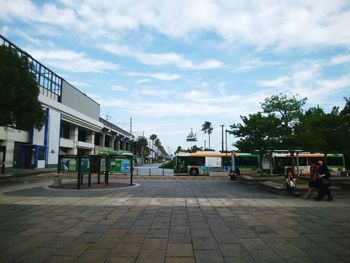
left=230, top=112, right=280, bottom=172
left=261, top=93, right=307, bottom=173
left=187, top=145, right=202, bottom=153
left=297, top=105, right=348, bottom=162
left=137, top=136, right=148, bottom=165
left=175, top=146, right=183, bottom=154
left=295, top=107, right=326, bottom=152
left=340, top=97, right=350, bottom=169
left=0, top=45, right=45, bottom=130
left=201, top=121, right=213, bottom=150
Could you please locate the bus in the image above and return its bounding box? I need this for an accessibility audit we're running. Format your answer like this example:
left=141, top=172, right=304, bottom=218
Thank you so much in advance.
left=264, top=152, right=346, bottom=176
left=174, top=151, right=260, bottom=176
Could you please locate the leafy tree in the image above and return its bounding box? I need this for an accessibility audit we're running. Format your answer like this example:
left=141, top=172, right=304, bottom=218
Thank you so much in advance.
left=297, top=104, right=348, bottom=166
left=201, top=121, right=213, bottom=150
left=187, top=145, right=202, bottom=153
left=0, top=45, right=45, bottom=130
left=261, top=93, right=306, bottom=172
left=230, top=112, right=280, bottom=172
left=175, top=146, right=183, bottom=154
left=340, top=97, right=350, bottom=169
left=295, top=107, right=326, bottom=152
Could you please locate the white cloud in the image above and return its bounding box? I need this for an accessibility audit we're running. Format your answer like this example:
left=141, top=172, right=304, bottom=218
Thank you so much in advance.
left=234, top=58, right=281, bottom=72
left=89, top=87, right=265, bottom=119
left=257, top=77, right=290, bottom=88
left=127, top=72, right=180, bottom=81
left=3, top=0, right=349, bottom=49
left=102, top=44, right=223, bottom=70
left=330, top=54, right=350, bottom=65
left=110, top=85, right=127, bottom=92
left=26, top=48, right=119, bottom=73
left=257, top=61, right=350, bottom=104
left=135, top=79, right=151, bottom=84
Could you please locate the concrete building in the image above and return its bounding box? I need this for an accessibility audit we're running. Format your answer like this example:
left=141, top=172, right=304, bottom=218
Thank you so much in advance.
left=0, top=34, right=136, bottom=169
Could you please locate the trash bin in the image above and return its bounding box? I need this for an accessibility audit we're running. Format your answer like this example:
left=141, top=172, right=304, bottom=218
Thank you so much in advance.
left=53, top=174, right=62, bottom=188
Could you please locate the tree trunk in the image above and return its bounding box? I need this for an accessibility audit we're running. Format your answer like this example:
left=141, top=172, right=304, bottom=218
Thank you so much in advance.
left=290, top=150, right=295, bottom=175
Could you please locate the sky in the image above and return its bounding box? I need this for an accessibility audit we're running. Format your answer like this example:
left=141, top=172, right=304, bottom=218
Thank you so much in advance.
left=1, top=0, right=350, bottom=154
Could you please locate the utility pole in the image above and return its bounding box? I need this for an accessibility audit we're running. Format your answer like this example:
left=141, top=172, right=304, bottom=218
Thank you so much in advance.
left=204, top=140, right=206, bottom=150
left=220, top=125, right=224, bottom=152
left=130, top=117, right=132, bottom=135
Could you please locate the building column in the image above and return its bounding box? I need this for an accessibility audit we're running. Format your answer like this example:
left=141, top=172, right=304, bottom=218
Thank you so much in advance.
left=102, top=132, right=106, bottom=150
left=112, top=135, right=117, bottom=151
left=71, top=126, right=78, bottom=154
left=87, top=131, right=95, bottom=144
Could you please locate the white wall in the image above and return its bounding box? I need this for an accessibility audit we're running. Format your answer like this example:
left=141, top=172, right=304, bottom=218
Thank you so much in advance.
left=32, top=127, right=45, bottom=145
left=0, top=127, right=29, bottom=167
left=47, top=108, right=61, bottom=165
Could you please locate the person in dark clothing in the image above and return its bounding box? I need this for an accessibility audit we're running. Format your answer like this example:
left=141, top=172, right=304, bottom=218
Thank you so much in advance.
left=306, top=161, right=319, bottom=198
left=315, top=160, right=333, bottom=201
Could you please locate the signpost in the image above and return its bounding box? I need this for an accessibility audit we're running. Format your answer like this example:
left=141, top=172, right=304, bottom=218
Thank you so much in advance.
left=58, top=153, right=134, bottom=189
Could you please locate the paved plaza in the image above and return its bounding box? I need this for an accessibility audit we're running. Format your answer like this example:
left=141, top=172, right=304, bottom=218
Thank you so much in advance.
left=0, top=176, right=350, bottom=263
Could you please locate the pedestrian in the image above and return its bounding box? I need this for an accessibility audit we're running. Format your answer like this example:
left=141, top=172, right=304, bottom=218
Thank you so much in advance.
left=229, top=169, right=236, bottom=181
left=305, top=160, right=319, bottom=198
left=285, top=168, right=299, bottom=196
left=315, top=160, right=333, bottom=201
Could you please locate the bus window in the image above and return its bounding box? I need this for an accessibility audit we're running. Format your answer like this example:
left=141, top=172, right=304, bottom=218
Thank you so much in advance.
left=298, top=157, right=307, bottom=166
left=236, top=156, right=258, bottom=167
left=196, top=157, right=205, bottom=166
left=223, top=157, right=231, bottom=166
left=327, top=157, right=344, bottom=166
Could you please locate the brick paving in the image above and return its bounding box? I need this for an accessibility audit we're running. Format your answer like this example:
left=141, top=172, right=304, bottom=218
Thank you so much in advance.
left=0, top=176, right=350, bottom=263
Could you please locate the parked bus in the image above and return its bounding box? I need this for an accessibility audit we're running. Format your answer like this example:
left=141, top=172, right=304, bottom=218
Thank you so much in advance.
left=174, top=151, right=260, bottom=176
left=265, top=152, right=346, bottom=176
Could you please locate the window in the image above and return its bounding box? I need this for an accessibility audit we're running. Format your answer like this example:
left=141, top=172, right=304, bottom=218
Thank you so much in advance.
left=60, top=123, right=70, bottom=139
left=236, top=156, right=259, bottom=166
left=105, top=136, right=110, bottom=147
left=78, top=129, right=87, bottom=142
left=327, top=157, right=344, bottom=166
left=95, top=133, right=101, bottom=146
left=298, top=157, right=307, bottom=166
left=38, top=148, right=46, bottom=160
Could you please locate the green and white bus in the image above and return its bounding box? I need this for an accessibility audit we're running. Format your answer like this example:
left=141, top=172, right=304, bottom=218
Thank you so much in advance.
left=266, top=152, right=346, bottom=175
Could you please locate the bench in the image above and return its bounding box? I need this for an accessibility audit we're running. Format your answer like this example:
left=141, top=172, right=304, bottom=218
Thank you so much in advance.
left=258, top=180, right=342, bottom=195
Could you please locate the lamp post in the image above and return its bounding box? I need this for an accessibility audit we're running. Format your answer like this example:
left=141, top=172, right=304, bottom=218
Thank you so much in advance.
left=220, top=125, right=224, bottom=152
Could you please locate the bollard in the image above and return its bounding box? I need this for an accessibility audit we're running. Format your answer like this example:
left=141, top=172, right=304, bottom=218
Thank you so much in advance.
left=53, top=174, right=62, bottom=188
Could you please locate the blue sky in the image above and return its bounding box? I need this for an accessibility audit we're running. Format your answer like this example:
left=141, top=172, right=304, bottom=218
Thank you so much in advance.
left=1, top=0, right=350, bottom=154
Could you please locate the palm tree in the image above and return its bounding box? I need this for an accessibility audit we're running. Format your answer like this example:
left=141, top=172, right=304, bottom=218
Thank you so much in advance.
left=154, top=138, right=161, bottom=161
left=137, top=136, right=148, bottom=165
left=201, top=121, right=213, bottom=150
left=149, top=134, right=157, bottom=162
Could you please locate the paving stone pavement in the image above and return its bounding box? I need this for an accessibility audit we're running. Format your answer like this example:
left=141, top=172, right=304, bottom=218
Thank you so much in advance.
left=1, top=176, right=350, bottom=263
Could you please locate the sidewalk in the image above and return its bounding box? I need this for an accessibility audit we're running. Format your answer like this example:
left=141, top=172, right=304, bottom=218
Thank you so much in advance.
left=1, top=167, right=57, bottom=177
left=0, top=176, right=350, bottom=262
